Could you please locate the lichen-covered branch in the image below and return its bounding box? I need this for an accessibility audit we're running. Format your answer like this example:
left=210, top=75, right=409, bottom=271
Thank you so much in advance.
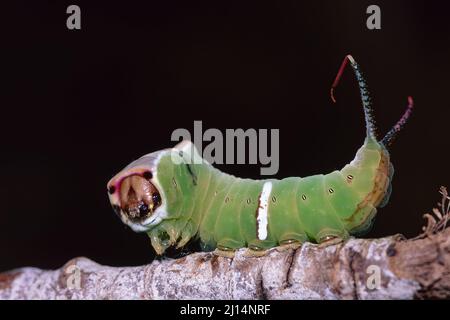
left=1, top=228, right=450, bottom=300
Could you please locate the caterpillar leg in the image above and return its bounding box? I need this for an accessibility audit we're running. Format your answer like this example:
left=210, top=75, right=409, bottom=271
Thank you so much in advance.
left=318, top=235, right=346, bottom=248
left=276, top=232, right=306, bottom=251
left=213, top=247, right=236, bottom=258
left=217, top=238, right=245, bottom=250
left=175, top=231, right=192, bottom=249
left=212, top=238, right=243, bottom=257
left=159, top=220, right=183, bottom=246
left=148, top=229, right=172, bottom=255
left=175, top=221, right=195, bottom=249
left=243, top=248, right=269, bottom=257
left=276, top=239, right=303, bottom=252
left=315, top=226, right=348, bottom=247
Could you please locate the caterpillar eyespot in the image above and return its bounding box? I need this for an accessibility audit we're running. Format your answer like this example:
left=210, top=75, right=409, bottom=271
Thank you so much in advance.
left=152, top=193, right=161, bottom=207
left=138, top=203, right=150, bottom=216
left=107, top=55, right=413, bottom=255
left=143, top=171, right=153, bottom=180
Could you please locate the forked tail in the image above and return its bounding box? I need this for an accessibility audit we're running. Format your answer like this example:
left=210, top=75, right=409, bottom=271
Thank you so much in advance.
left=330, top=54, right=413, bottom=147
left=381, top=96, right=414, bottom=146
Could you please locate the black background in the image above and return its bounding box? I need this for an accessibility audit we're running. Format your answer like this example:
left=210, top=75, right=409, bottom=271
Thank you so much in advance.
left=1, top=0, right=449, bottom=272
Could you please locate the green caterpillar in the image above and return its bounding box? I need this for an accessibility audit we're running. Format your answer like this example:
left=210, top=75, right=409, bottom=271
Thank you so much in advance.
left=107, top=55, right=413, bottom=255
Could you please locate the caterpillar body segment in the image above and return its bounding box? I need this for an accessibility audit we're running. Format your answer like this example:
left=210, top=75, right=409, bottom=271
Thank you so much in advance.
left=107, top=55, right=413, bottom=255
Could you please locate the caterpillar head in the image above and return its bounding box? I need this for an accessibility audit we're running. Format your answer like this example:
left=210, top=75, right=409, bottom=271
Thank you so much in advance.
left=107, top=141, right=199, bottom=233
left=107, top=152, right=168, bottom=232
